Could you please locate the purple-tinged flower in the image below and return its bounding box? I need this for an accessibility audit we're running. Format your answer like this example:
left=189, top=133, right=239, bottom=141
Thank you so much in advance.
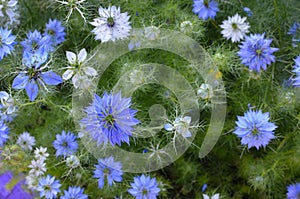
left=291, top=56, right=300, bottom=87
left=53, top=130, right=78, bottom=158
left=12, top=51, right=63, bottom=101
left=237, top=33, right=278, bottom=72
left=0, top=91, right=17, bottom=122
left=288, top=22, right=300, bottom=47
left=37, top=175, right=61, bottom=199
left=0, top=120, right=9, bottom=147
left=61, top=186, right=88, bottom=199
left=233, top=109, right=277, bottom=149
left=43, top=19, right=66, bottom=48
left=17, top=132, right=36, bottom=151
left=192, top=0, right=219, bottom=21
left=80, top=92, right=140, bottom=146
left=21, top=30, right=51, bottom=55
left=287, top=183, right=300, bottom=199
left=128, top=174, right=160, bottom=199
left=93, top=156, right=123, bottom=189
left=0, top=27, right=16, bottom=60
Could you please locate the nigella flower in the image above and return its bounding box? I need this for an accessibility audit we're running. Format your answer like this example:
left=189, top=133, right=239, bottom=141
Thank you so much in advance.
left=43, top=19, right=66, bottom=48
left=34, top=146, right=49, bottom=161
left=21, top=30, right=52, bottom=55
left=61, top=186, right=88, bottom=199
left=90, top=5, right=131, bottom=42
left=0, top=120, right=9, bottom=147
left=0, top=27, right=16, bottom=60
left=291, top=56, right=300, bottom=87
left=0, top=91, right=17, bottom=122
left=0, top=0, right=20, bottom=27
left=203, top=193, right=220, bottom=199
left=93, top=156, right=123, bottom=189
left=164, top=116, right=192, bottom=138
left=17, top=132, right=36, bottom=151
left=128, top=174, right=161, bottom=199
left=197, top=83, right=213, bottom=100
left=28, top=159, right=47, bottom=177
left=192, top=0, right=219, bottom=21
left=62, top=48, right=98, bottom=89
left=288, top=22, right=300, bottom=47
left=233, top=109, right=277, bottom=149
left=12, top=51, right=63, bottom=101
left=53, top=130, right=78, bottom=158
left=287, top=183, right=300, bottom=199
left=37, top=175, right=61, bottom=199
left=237, top=33, right=278, bottom=72
left=80, top=92, right=140, bottom=146
left=243, top=7, right=253, bottom=17
left=66, top=155, right=80, bottom=168
left=220, top=14, right=250, bottom=43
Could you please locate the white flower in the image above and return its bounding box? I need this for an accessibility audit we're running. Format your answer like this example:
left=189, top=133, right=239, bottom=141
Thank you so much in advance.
left=164, top=116, right=192, bottom=138
left=25, top=174, right=39, bottom=190
left=220, top=13, right=250, bottom=43
left=62, top=48, right=97, bottom=89
left=144, top=26, right=160, bottom=40
left=203, top=193, right=220, bottom=199
left=0, top=91, right=17, bottom=121
left=66, top=155, right=80, bottom=168
left=180, top=21, right=193, bottom=33
left=16, top=132, right=36, bottom=151
left=0, top=0, right=20, bottom=26
left=197, top=83, right=213, bottom=100
left=28, top=159, right=47, bottom=176
left=90, top=5, right=131, bottom=42
left=34, top=147, right=49, bottom=161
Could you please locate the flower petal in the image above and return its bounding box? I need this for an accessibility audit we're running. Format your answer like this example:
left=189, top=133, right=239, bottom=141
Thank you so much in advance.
left=40, top=71, right=63, bottom=85
left=62, top=69, right=74, bottom=80
left=78, top=48, right=87, bottom=64
left=12, top=74, right=29, bottom=89
left=83, top=67, right=97, bottom=76
left=25, top=80, right=39, bottom=101
left=66, top=51, right=76, bottom=64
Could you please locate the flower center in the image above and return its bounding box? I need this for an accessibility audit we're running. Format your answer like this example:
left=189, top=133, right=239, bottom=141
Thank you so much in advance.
left=28, top=68, right=41, bottom=80
left=105, top=114, right=115, bottom=126
left=204, top=0, right=209, bottom=7
left=44, top=185, right=51, bottom=191
left=256, top=49, right=262, bottom=56
left=231, top=23, right=238, bottom=29
left=47, top=29, right=55, bottom=36
left=252, top=127, right=259, bottom=135
left=142, top=188, right=148, bottom=195
left=107, top=17, right=115, bottom=27
left=103, top=168, right=111, bottom=175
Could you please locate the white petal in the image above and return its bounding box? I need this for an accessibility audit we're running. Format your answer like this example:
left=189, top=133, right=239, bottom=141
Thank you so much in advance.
left=72, top=74, right=80, bottom=89
left=83, top=67, right=97, bottom=76
left=212, top=194, right=220, bottom=199
left=203, top=194, right=210, bottom=199
left=66, top=51, right=77, bottom=64
left=62, top=69, right=74, bottom=80
left=0, top=91, right=9, bottom=101
left=78, top=48, right=87, bottom=64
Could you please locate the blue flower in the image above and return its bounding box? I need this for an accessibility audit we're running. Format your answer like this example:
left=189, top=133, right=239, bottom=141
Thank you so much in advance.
left=0, top=120, right=9, bottom=147
left=37, top=175, right=61, bottom=199
left=80, top=92, right=140, bottom=146
left=53, top=130, right=78, bottom=158
left=288, top=22, right=300, bottom=47
left=21, top=30, right=51, bottom=55
left=233, top=109, right=277, bottom=149
left=93, top=156, right=123, bottom=189
left=291, top=56, right=300, bottom=87
left=128, top=174, right=161, bottom=199
left=12, top=51, right=63, bottom=101
left=61, top=186, right=88, bottom=199
left=243, top=7, right=253, bottom=17
left=237, top=33, right=278, bottom=72
left=192, top=0, right=219, bottom=21
left=287, top=183, right=300, bottom=199
left=0, top=27, right=16, bottom=60
left=44, top=19, right=66, bottom=49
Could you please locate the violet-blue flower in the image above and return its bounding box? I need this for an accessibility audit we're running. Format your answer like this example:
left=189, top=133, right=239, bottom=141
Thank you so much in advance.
left=288, top=22, right=300, bottom=47
left=37, top=175, right=61, bottom=199
left=80, top=92, right=140, bottom=146
left=61, top=186, right=88, bottom=199
left=43, top=19, right=66, bottom=49
left=233, top=109, right=277, bottom=149
left=93, top=156, right=123, bottom=189
left=291, top=56, right=300, bottom=87
left=53, top=130, right=78, bottom=158
left=237, top=33, right=278, bottom=72
left=0, top=27, right=16, bottom=60
left=21, top=30, right=51, bottom=55
left=0, top=120, right=9, bottom=147
left=12, top=50, right=63, bottom=101
left=192, top=0, right=219, bottom=21
left=128, top=174, right=161, bottom=199
left=287, top=183, right=300, bottom=199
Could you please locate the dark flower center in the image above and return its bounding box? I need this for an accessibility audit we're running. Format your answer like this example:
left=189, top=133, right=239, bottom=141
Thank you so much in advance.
left=44, top=185, right=51, bottom=191
left=142, top=188, right=148, bottom=195
left=28, top=67, right=41, bottom=80
left=32, top=42, right=39, bottom=50
left=204, top=0, right=209, bottom=7
left=252, top=127, right=259, bottom=135
left=47, top=29, right=55, bottom=36
left=256, top=49, right=262, bottom=56
left=107, top=17, right=115, bottom=27
left=103, top=168, right=111, bottom=175
left=232, top=23, right=238, bottom=29
left=105, top=114, right=115, bottom=126
left=62, top=141, right=68, bottom=147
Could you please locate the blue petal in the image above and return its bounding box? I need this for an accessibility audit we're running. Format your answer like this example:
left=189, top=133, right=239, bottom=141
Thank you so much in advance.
left=41, top=71, right=63, bottom=85
left=25, top=80, right=39, bottom=101
left=12, top=74, right=29, bottom=89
